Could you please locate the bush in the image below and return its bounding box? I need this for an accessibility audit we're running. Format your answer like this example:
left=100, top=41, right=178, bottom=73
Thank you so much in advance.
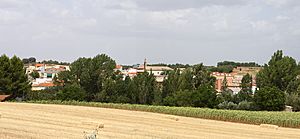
left=56, top=84, right=86, bottom=101
left=26, top=89, right=58, bottom=100
left=237, top=101, right=253, bottom=110
left=217, top=101, right=238, bottom=110
left=254, top=86, right=285, bottom=111
left=286, top=93, right=300, bottom=111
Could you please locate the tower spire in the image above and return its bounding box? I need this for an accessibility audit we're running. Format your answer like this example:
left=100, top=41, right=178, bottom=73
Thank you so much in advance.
left=144, top=58, right=147, bottom=72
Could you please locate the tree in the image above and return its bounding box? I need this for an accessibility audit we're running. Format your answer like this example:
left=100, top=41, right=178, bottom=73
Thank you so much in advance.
left=162, top=69, right=181, bottom=104
left=254, top=86, right=285, bottom=111
left=257, top=50, right=299, bottom=92
left=0, top=55, right=31, bottom=98
left=30, top=71, right=40, bottom=79
left=22, top=57, right=36, bottom=64
left=192, top=64, right=216, bottom=89
left=286, top=92, right=300, bottom=111
left=57, top=83, right=86, bottom=101
left=221, top=75, right=228, bottom=92
left=192, top=85, right=217, bottom=108
left=132, top=72, right=157, bottom=105
left=234, top=73, right=254, bottom=103
left=178, top=69, right=194, bottom=91
left=61, top=54, right=116, bottom=101
left=241, top=73, right=252, bottom=92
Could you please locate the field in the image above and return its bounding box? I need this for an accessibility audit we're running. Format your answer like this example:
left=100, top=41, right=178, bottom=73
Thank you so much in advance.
left=1, top=103, right=300, bottom=139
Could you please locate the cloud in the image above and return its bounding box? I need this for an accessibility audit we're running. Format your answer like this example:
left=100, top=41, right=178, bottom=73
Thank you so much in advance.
left=0, top=0, right=300, bottom=65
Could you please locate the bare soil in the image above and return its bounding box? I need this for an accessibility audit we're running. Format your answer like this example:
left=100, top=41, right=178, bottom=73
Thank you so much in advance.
left=1, top=102, right=300, bottom=139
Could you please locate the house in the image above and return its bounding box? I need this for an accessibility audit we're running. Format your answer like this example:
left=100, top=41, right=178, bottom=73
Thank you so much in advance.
left=136, top=59, right=173, bottom=82
left=211, top=67, right=262, bottom=94
left=32, top=82, right=55, bottom=91
left=0, top=95, right=11, bottom=102
left=114, top=65, right=123, bottom=72
left=25, top=63, right=70, bottom=91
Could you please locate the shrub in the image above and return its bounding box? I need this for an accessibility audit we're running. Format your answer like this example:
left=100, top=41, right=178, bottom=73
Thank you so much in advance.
left=254, top=86, right=285, bottom=111
left=217, top=101, right=238, bottom=110
left=237, top=101, right=253, bottom=110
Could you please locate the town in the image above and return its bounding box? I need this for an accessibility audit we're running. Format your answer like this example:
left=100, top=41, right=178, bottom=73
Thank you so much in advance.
left=25, top=59, right=262, bottom=94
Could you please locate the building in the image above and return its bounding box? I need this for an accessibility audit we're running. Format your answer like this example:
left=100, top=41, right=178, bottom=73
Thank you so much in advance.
left=25, top=63, right=70, bottom=91
left=117, top=59, right=173, bottom=83
left=32, top=82, right=56, bottom=91
left=212, top=67, right=262, bottom=94
left=0, top=95, right=11, bottom=102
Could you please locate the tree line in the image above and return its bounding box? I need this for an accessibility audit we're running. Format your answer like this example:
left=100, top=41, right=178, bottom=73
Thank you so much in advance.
left=1, top=50, right=300, bottom=111
left=208, top=61, right=261, bottom=73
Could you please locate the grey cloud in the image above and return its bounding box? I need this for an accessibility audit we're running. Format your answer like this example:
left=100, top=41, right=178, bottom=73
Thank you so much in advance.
left=134, top=0, right=247, bottom=11
left=0, top=0, right=300, bottom=65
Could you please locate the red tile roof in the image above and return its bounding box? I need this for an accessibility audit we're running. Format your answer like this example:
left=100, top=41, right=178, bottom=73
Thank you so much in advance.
left=0, top=95, right=10, bottom=102
left=32, top=83, right=55, bottom=87
left=116, top=65, right=122, bottom=69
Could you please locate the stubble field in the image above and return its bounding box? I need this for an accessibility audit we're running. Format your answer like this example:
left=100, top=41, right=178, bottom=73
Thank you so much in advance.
left=1, top=102, right=300, bottom=139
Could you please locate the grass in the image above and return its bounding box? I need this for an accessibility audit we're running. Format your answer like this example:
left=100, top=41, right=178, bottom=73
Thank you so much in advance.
left=24, top=100, right=300, bottom=128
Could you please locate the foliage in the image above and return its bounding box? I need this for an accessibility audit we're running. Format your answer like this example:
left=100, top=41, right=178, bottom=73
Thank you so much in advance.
left=257, top=50, right=300, bottom=92
left=254, top=86, right=285, bottom=111
left=286, top=92, right=300, bottom=111
left=29, top=71, right=40, bottom=79
left=56, top=54, right=116, bottom=101
left=208, top=61, right=260, bottom=73
left=56, top=83, right=86, bottom=101
left=26, top=89, right=58, bottom=100
left=241, top=73, right=252, bottom=93
left=237, top=101, right=253, bottom=111
left=217, top=61, right=260, bottom=68
left=217, top=101, right=238, bottom=110
left=22, top=57, right=36, bottom=64
left=39, top=60, right=70, bottom=65
left=0, top=55, right=31, bottom=98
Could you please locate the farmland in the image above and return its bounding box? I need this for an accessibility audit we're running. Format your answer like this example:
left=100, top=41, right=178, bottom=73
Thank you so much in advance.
left=1, top=102, right=300, bottom=139
left=29, top=100, right=300, bottom=128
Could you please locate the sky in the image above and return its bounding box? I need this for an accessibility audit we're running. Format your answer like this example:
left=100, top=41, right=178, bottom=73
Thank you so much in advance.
left=0, top=0, right=300, bottom=66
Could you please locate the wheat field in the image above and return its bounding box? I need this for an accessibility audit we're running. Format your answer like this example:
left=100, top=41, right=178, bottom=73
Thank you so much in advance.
left=1, top=102, right=300, bottom=139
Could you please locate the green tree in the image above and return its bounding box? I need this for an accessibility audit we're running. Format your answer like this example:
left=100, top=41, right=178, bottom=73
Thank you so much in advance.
left=57, top=83, right=86, bottom=101
left=131, top=72, right=157, bottom=105
left=192, top=64, right=216, bottom=89
left=257, top=50, right=299, bottom=92
left=162, top=69, right=181, bottom=104
left=192, top=85, right=217, bottom=108
left=59, top=54, right=116, bottom=101
left=254, top=86, right=285, bottom=111
left=241, top=73, right=252, bottom=92
left=30, top=71, right=40, bottom=79
left=221, top=75, right=228, bottom=92
left=0, top=55, right=31, bottom=98
left=178, top=69, right=194, bottom=91
left=234, top=73, right=254, bottom=104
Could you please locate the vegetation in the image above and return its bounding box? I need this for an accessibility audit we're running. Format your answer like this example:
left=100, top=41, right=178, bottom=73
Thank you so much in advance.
left=22, top=57, right=36, bottom=64
left=2, top=50, right=300, bottom=113
left=0, top=55, right=31, bottom=99
left=39, top=60, right=70, bottom=65
left=29, top=71, right=40, bottom=79
left=208, top=61, right=260, bottom=73
left=256, top=50, right=300, bottom=111
left=26, top=100, right=300, bottom=128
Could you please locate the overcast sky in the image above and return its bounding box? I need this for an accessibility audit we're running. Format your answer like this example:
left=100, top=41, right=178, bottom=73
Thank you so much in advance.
left=0, top=0, right=300, bottom=65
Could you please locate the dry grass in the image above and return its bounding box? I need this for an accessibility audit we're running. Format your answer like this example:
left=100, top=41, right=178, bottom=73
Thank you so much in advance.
left=27, top=100, right=300, bottom=128
left=260, top=124, right=279, bottom=130
left=1, top=102, right=300, bottom=139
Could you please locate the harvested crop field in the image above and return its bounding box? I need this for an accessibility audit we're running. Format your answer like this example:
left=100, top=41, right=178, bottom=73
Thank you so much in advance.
left=0, top=103, right=300, bottom=139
